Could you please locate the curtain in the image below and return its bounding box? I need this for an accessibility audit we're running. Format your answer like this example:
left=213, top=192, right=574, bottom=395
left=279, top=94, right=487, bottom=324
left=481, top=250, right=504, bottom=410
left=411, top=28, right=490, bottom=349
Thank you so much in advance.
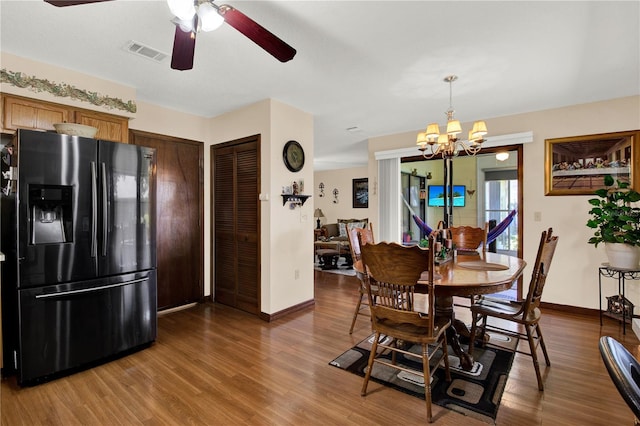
left=377, top=158, right=401, bottom=243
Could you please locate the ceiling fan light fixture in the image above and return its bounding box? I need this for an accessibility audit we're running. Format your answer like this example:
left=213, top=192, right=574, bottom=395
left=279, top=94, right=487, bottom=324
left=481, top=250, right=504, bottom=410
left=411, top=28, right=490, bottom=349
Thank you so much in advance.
left=198, top=2, right=224, bottom=32
left=167, top=0, right=195, bottom=21
left=172, top=16, right=194, bottom=33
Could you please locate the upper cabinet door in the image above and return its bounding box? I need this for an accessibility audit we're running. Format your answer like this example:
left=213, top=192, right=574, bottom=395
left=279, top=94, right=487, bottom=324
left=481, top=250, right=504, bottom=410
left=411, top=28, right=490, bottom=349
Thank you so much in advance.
left=1, top=94, right=130, bottom=144
left=2, top=95, right=72, bottom=132
left=75, top=110, right=129, bottom=144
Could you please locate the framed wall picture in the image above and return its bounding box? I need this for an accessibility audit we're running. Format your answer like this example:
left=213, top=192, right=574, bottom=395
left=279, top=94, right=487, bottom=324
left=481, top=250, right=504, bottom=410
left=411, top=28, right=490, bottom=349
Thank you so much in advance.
left=544, top=130, right=639, bottom=195
left=352, top=178, right=368, bottom=208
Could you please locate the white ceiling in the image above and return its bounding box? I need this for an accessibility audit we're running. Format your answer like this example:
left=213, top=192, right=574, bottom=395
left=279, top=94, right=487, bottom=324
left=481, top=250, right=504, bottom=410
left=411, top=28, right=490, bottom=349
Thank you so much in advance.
left=1, top=1, right=639, bottom=170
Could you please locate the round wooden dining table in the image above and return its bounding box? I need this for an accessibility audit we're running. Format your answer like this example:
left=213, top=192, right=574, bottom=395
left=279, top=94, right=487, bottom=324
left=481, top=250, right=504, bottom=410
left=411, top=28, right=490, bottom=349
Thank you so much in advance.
left=418, top=251, right=527, bottom=371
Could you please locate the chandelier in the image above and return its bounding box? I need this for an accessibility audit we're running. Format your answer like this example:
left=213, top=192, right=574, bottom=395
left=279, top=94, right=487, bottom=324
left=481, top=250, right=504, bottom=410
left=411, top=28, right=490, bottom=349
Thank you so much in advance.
left=416, top=75, right=488, bottom=159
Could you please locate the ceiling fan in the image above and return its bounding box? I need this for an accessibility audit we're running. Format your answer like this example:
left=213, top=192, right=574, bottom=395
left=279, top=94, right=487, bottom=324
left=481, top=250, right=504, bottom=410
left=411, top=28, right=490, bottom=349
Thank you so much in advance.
left=44, top=0, right=297, bottom=71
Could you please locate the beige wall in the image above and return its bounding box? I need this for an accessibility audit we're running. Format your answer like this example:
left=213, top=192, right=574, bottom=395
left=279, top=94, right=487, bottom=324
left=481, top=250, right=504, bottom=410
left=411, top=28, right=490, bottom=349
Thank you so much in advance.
left=4, top=51, right=640, bottom=313
left=314, top=166, right=371, bottom=226
left=367, top=96, right=640, bottom=310
left=209, top=99, right=314, bottom=314
left=130, top=100, right=209, bottom=142
left=1, top=53, right=315, bottom=315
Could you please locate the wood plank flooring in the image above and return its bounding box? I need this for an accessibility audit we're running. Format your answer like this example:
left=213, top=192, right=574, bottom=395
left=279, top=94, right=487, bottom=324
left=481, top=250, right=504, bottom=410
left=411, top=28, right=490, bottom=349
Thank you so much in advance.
left=2, top=270, right=638, bottom=425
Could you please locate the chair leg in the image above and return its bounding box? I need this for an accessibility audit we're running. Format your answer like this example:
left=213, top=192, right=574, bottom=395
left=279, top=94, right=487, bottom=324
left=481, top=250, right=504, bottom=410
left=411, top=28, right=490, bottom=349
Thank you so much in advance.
left=349, top=289, right=365, bottom=334
left=536, top=323, right=551, bottom=366
left=422, top=343, right=433, bottom=423
left=525, top=324, right=544, bottom=391
left=391, top=339, right=398, bottom=365
left=479, top=314, right=488, bottom=345
left=361, top=332, right=380, bottom=396
left=441, top=333, right=451, bottom=382
left=468, top=312, right=482, bottom=358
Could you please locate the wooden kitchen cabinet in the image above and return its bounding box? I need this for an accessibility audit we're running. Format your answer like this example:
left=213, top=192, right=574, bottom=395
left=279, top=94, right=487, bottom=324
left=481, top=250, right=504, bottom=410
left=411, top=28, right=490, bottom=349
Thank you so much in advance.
left=1, top=94, right=129, bottom=143
left=2, top=95, right=72, bottom=132
left=75, top=110, right=128, bottom=143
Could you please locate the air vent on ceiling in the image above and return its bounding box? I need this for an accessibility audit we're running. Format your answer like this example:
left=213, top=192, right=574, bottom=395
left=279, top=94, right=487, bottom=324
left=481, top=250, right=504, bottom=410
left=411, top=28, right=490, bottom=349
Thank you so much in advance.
left=123, top=40, right=168, bottom=63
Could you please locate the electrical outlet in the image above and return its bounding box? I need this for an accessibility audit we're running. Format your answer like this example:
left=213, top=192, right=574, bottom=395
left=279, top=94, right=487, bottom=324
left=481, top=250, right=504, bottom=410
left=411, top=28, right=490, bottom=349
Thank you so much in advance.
left=294, top=269, right=300, bottom=280
left=534, top=211, right=542, bottom=222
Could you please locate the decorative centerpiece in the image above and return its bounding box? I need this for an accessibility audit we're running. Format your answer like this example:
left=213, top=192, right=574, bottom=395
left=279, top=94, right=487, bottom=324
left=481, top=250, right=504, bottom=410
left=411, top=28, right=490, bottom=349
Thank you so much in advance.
left=586, top=175, right=640, bottom=269
left=53, top=123, right=98, bottom=138
left=434, top=246, right=454, bottom=265
left=431, top=229, right=454, bottom=264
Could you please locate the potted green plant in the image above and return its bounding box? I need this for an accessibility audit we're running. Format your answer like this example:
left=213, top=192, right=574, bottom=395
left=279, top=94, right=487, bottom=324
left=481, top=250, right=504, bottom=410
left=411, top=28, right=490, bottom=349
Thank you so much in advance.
left=586, top=175, right=640, bottom=269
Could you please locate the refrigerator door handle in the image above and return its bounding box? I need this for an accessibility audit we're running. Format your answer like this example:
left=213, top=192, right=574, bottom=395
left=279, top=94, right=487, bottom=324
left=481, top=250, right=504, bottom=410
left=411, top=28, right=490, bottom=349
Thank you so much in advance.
left=34, top=278, right=149, bottom=299
left=101, top=162, right=107, bottom=256
left=91, top=161, right=97, bottom=258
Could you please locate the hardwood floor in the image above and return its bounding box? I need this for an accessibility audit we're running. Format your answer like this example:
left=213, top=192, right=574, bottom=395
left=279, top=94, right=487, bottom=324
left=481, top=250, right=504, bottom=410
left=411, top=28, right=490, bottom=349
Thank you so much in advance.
left=2, top=270, right=638, bottom=425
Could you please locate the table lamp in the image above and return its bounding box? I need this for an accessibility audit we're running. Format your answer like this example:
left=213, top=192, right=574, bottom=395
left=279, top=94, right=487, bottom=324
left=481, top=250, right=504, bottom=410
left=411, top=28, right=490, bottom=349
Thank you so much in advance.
left=314, top=208, right=325, bottom=229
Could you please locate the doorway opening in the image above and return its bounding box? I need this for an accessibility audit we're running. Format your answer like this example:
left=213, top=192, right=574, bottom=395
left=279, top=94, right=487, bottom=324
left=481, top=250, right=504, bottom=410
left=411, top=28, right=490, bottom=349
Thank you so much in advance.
left=485, top=169, right=518, bottom=256
left=400, top=145, right=523, bottom=300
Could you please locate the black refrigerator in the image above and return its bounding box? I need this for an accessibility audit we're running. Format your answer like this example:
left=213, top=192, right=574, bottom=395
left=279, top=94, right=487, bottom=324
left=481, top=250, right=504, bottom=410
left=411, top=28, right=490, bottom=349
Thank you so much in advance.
left=1, top=129, right=157, bottom=385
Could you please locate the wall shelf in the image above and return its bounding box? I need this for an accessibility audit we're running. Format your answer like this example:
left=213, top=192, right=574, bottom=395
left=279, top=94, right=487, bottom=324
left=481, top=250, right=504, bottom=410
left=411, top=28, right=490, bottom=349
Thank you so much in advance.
left=281, top=194, right=311, bottom=206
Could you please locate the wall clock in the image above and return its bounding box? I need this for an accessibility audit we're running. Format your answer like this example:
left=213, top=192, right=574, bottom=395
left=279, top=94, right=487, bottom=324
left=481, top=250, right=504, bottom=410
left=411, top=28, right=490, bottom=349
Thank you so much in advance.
left=283, top=140, right=305, bottom=172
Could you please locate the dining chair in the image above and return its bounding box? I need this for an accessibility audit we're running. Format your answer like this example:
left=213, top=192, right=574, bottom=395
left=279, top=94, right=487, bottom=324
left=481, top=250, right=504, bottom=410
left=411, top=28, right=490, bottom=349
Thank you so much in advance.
left=346, top=223, right=375, bottom=334
left=449, top=223, right=488, bottom=253
left=468, top=227, right=558, bottom=391
left=599, top=336, right=640, bottom=424
left=360, top=238, right=451, bottom=423
left=449, top=223, right=489, bottom=308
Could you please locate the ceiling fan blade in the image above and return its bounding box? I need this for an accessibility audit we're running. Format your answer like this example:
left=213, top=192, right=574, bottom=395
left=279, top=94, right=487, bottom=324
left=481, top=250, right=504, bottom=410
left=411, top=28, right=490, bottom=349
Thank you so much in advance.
left=217, top=5, right=296, bottom=63
left=171, top=26, right=197, bottom=71
left=44, top=0, right=113, bottom=6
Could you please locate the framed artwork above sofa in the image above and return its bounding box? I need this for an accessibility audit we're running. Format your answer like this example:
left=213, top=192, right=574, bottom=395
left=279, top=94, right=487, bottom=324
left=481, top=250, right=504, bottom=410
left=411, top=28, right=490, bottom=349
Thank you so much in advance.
left=353, top=178, right=368, bottom=208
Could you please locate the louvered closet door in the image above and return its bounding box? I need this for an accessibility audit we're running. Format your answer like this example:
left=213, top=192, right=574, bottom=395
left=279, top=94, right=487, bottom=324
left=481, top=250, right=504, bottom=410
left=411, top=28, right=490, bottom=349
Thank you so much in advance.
left=213, top=137, right=260, bottom=314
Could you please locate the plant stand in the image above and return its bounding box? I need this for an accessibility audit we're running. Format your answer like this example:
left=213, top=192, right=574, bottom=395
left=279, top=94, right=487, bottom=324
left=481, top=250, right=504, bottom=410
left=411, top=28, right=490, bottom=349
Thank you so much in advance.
left=599, top=264, right=640, bottom=334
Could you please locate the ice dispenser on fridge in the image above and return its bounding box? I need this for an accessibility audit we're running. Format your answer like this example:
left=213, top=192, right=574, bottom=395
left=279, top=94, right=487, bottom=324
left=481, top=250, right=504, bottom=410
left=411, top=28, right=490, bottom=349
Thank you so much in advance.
left=28, top=184, right=72, bottom=245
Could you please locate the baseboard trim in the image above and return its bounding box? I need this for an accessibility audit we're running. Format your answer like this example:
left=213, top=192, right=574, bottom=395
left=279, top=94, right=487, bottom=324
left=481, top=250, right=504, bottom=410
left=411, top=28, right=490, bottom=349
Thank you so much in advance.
left=165, top=298, right=596, bottom=321
left=260, top=299, right=315, bottom=322
left=158, top=302, right=199, bottom=316
left=540, top=301, right=599, bottom=317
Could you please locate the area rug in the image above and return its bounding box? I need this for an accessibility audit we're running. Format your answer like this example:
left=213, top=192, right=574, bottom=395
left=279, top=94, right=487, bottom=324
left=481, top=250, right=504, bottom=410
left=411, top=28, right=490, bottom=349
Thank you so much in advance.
left=313, top=262, right=356, bottom=276
left=329, top=333, right=515, bottom=423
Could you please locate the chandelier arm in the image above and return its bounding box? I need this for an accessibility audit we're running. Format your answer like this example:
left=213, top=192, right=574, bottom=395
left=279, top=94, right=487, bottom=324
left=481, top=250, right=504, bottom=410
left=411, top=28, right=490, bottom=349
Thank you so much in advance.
left=419, top=145, right=439, bottom=160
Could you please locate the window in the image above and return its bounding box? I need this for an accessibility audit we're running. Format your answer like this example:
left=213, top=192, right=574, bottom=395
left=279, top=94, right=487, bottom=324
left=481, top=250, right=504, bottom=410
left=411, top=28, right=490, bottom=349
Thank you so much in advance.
left=485, top=170, right=518, bottom=255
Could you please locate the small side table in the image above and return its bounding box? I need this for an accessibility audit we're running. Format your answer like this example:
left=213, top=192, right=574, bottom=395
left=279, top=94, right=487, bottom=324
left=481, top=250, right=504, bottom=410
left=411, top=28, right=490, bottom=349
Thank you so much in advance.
left=599, top=263, right=640, bottom=334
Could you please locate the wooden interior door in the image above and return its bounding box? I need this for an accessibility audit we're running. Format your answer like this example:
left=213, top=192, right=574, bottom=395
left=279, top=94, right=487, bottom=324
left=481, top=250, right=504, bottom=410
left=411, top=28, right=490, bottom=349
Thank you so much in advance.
left=130, top=130, right=204, bottom=310
left=212, top=136, right=260, bottom=315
